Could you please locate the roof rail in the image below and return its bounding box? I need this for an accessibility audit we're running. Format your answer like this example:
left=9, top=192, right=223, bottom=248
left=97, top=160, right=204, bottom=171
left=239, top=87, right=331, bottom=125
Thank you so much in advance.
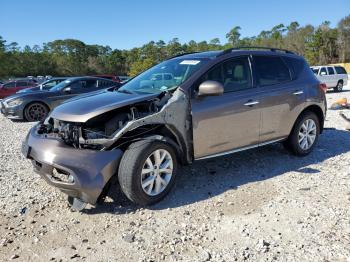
left=218, top=46, right=295, bottom=57
left=169, top=51, right=199, bottom=59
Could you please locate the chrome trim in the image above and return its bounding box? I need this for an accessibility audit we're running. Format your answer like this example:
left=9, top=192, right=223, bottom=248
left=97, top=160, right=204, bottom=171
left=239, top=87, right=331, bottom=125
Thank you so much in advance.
left=244, top=101, right=259, bottom=106
left=195, top=138, right=285, bottom=161
left=293, top=91, right=304, bottom=95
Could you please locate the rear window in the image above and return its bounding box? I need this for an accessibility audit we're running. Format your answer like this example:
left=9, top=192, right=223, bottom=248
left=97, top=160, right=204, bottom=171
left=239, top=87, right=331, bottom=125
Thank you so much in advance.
left=254, top=56, right=291, bottom=86
left=283, top=57, right=305, bottom=79
left=335, top=66, right=347, bottom=74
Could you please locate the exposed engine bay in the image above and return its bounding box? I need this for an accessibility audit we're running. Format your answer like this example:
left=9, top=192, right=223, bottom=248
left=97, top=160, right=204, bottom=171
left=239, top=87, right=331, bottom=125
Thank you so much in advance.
left=36, top=89, right=193, bottom=163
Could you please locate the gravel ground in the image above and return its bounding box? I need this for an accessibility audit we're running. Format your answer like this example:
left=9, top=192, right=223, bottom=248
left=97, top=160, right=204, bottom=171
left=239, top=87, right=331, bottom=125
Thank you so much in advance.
left=0, top=88, right=349, bottom=262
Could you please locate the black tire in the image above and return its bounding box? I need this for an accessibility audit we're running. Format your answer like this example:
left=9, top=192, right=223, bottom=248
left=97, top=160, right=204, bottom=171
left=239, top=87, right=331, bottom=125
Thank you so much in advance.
left=284, top=111, right=320, bottom=156
left=118, top=140, right=178, bottom=206
left=333, top=81, right=343, bottom=92
left=24, top=102, right=49, bottom=122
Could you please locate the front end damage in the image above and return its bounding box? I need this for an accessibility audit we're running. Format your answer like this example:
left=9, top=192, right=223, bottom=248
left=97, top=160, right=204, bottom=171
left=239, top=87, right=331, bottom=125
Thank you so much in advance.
left=22, top=89, right=192, bottom=208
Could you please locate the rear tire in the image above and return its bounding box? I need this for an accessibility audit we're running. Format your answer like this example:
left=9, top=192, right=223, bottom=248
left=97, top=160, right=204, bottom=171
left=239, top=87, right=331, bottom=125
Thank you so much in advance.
left=118, top=140, right=178, bottom=206
left=334, top=81, right=343, bottom=92
left=284, top=111, right=320, bottom=156
left=24, top=102, right=49, bottom=122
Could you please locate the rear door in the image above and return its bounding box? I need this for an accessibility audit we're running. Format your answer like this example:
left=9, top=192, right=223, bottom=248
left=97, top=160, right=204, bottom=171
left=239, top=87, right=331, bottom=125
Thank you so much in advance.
left=191, top=56, right=261, bottom=159
left=327, top=66, right=337, bottom=87
left=253, top=55, right=307, bottom=142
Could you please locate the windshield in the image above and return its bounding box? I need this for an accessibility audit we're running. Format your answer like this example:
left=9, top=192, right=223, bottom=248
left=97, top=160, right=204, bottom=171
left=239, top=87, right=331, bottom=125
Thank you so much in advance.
left=41, top=79, right=62, bottom=90
left=49, top=79, right=72, bottom=91
left=118, top=58, right=208, bottom=94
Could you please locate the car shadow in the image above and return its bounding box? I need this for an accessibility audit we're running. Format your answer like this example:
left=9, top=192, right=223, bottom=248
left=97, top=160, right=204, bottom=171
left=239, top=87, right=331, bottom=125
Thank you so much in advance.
left=327, top=89, right=350, bottom=94
left=83, top=128, right=350, bottom=215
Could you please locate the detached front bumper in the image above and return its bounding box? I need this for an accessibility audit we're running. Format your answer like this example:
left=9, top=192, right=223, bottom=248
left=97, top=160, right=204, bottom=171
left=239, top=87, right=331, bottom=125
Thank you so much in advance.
left=0, top=101, right=24, bottom=120
left=22, top=125, right=123, bottom=204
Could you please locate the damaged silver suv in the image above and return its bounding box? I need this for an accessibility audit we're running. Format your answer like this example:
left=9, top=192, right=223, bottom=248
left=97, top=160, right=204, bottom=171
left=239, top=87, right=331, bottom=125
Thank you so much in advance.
left=22, top=47, right=326, bottom=210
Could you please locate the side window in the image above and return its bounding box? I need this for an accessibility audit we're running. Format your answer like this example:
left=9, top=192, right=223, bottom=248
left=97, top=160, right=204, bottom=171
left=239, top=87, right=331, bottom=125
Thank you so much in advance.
left=83, top=80, right=97, bottom=88
left=320, top=67, right=328, bottom=75
left=69, top=81, right=82, bottom=90
left=327, top=67, right=335, bottom=75
left=98, top=80, right=114, bottom=87
left=16, top=81, right=28, bottom=87
left=283, top=57, right=305, bottom=79
left=201, top=57, right=252, bottom=93
left=254, top=56, right=291, bottom=86
left=3, top=82, right=16, bottom=89
left=335, top=66, right=347, bottom=74
left=222, top=57, right=252, bottom=92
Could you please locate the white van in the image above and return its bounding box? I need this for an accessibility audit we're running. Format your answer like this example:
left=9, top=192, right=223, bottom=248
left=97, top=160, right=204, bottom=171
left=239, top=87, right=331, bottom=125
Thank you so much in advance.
left=311, top=65, right=348, bottom=92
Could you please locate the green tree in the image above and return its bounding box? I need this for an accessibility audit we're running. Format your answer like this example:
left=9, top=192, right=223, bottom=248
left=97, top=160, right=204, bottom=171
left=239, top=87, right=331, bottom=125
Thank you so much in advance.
left=226, top=26, right=241, bottom=47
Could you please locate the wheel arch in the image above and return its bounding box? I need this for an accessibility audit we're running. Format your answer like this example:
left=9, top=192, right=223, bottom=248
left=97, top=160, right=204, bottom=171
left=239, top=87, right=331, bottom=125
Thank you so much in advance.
left=296, top=105, right=325, bottom=134
left=110, top=124, right=189, bottom=165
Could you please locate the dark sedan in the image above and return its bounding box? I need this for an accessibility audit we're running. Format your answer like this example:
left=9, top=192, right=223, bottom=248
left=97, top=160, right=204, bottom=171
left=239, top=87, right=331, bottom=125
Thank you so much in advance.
left=0, top=77, right=119, bottom=121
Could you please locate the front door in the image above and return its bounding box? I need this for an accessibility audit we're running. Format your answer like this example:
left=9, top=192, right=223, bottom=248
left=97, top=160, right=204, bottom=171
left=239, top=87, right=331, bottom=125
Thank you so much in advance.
left=191, top=56, right=261, bottom=159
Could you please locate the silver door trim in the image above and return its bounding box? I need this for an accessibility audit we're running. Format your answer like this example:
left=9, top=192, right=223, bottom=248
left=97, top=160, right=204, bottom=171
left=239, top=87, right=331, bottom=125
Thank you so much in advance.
left=195, top=138, right=285, bottom=161
left=293, top=91, right=304, bottom=95
left=244, top=101, right=259, bottom=106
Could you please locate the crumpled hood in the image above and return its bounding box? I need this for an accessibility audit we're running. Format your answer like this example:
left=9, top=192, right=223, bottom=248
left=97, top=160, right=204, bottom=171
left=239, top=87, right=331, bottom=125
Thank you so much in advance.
left=50, top=91, right=159, bottom=122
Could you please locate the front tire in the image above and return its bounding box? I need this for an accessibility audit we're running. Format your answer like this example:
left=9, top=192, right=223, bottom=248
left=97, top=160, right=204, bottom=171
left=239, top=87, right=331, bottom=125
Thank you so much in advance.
left=284, top=111, right=320, bottom=156
left=118, top=140, right=178, bottom=206
left=334, top=81, right=343, bottom=92
left=24, top=102, right=49, bottom=122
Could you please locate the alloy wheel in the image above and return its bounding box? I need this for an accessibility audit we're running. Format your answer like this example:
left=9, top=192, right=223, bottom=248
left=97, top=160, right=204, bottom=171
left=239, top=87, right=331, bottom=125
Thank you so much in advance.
left=141, top=149, right=173, bottom=196
left=26, top=103, right=47, bottom=121
left=298, top=119, right=317, bottom=150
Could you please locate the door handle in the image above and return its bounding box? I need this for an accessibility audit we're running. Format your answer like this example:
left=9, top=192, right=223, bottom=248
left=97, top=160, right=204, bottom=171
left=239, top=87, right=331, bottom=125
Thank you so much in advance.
left=244, top=100, right=259, bottom=106
left=293, top=90, right=304, bottom=95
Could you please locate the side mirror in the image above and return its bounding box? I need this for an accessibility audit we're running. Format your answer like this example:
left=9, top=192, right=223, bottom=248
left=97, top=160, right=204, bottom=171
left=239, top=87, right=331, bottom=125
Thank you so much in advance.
left=320, top=71, right=327, bottom=76
left=198, top=80, right=224, bottom=97
left=63, top=87, right=71, bottom=93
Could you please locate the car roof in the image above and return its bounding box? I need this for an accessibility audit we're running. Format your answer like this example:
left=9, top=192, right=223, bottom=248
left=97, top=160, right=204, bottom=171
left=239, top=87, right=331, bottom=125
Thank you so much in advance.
left=65, top=76, right=114, bottom=82
left=175, top=49, right=302, bottom=60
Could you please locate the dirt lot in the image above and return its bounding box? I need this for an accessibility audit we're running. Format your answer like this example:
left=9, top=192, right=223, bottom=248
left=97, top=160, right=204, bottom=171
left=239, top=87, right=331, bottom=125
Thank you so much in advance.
left=0, top=88, right=349, bottom=262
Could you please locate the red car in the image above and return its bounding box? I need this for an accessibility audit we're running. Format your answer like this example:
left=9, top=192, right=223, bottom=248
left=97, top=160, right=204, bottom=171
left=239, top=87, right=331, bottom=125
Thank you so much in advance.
left=0, top=80, right=37, bottom=99
left=92, top=75, right=121, bottom=83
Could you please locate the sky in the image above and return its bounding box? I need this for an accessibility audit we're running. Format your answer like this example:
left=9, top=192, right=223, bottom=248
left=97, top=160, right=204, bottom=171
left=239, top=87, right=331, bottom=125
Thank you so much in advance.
left=1, top=0, right=349, bottom=50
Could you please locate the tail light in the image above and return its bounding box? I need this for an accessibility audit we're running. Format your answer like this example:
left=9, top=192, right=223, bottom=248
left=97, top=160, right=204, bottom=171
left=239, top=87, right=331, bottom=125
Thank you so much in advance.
left=319, top=83, right=327, bottom=93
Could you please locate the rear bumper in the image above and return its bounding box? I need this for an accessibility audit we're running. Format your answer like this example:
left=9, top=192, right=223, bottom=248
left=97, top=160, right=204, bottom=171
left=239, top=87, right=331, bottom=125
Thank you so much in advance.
left=22, top=125, right=123, bottom=204
left=0, top=102, right=24, bottom=120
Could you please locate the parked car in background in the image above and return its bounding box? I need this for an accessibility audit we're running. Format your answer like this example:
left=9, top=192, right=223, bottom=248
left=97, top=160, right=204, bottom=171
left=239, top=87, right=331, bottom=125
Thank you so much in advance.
left=0, top=79, right=37, bottom=99
left=22, top=47, right=326, bottom=210
left=0, top=77, right=120, bottom=121
left=17, top=77, right=67, bottom=93
left=118, top=76, right=131, bottom=83
left=311, top=65, right=348, bottom=92
left=93, top=74, right=121, bottom=83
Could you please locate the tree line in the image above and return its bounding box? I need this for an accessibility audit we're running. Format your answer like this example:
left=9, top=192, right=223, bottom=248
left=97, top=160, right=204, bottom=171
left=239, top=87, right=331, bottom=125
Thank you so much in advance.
left=0, top=15, right=349, bottom=79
